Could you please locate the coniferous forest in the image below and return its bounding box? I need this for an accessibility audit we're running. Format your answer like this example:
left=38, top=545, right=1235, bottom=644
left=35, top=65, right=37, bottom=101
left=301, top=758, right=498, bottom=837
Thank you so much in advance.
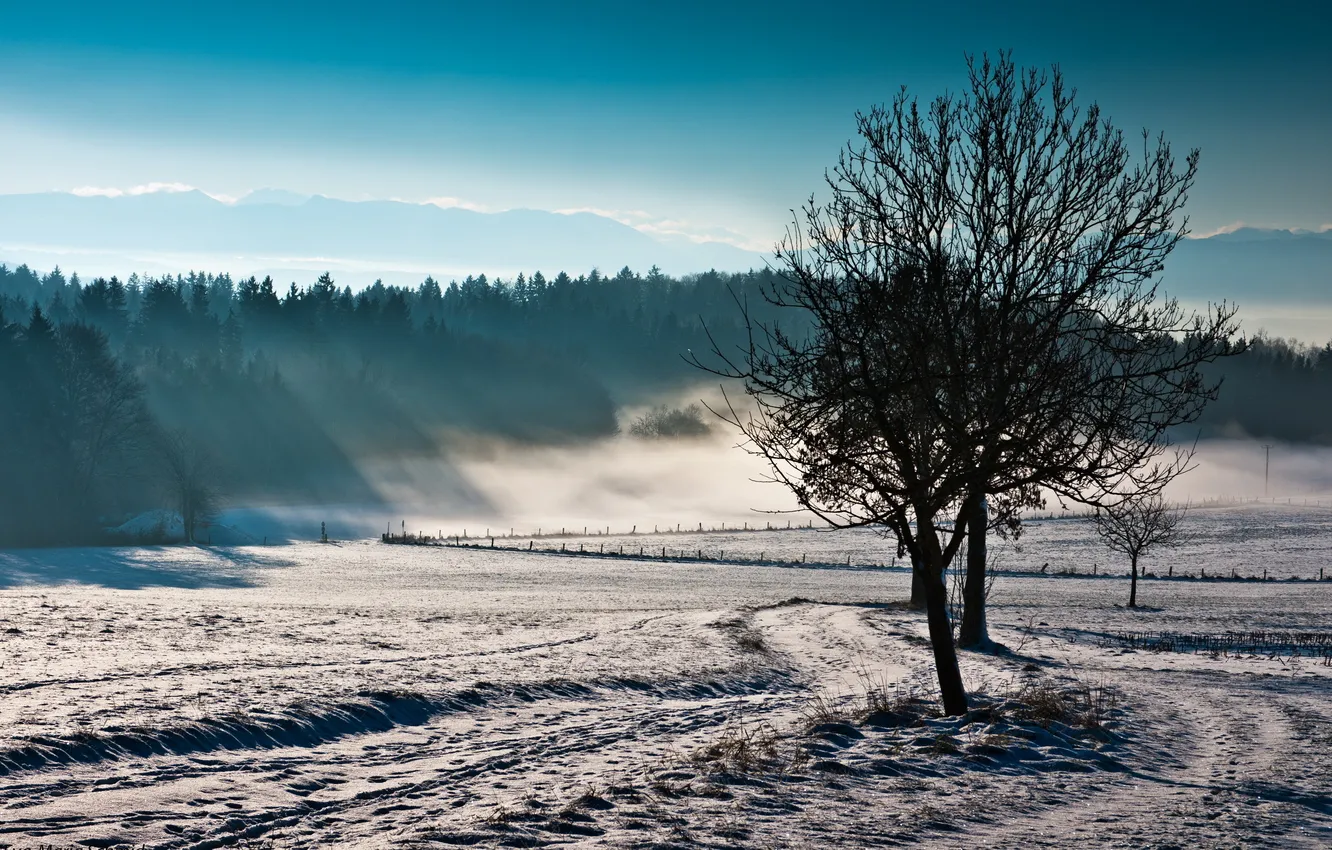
left=0, top=259, right=1326, bottom=546
left=0, top=263, right=792, bottom=545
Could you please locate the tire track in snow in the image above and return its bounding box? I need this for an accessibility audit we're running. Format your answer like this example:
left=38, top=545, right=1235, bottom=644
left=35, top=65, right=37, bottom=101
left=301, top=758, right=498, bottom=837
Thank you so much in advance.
left=974, top=671, right=1332, bottom=848
left=0, top=614, right=675, bottom=697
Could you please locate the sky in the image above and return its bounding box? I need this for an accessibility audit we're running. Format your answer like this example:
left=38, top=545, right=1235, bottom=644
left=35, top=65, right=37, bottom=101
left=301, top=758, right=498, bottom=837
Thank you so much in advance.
left=1, top=0, right=1329, bottom=251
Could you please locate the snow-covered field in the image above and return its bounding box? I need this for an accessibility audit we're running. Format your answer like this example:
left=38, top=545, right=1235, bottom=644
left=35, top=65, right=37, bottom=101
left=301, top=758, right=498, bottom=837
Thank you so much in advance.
left=0, top=504, right=1328, bottom=848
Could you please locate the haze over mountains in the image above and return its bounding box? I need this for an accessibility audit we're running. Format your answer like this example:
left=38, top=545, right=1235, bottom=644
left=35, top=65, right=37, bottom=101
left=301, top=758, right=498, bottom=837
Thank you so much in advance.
left=0, top=189, right=1329, bottom=339
left=0, top=190, right=764, bottom=283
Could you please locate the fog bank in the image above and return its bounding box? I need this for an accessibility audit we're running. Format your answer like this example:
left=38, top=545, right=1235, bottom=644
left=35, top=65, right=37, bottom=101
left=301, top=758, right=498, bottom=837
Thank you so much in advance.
left=219, top=435, right=1332, bottom=543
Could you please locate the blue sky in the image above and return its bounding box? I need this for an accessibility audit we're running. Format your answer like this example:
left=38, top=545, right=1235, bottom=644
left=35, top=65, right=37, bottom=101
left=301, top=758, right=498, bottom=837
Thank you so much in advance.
left=1, top=0, right=1328, bottom=250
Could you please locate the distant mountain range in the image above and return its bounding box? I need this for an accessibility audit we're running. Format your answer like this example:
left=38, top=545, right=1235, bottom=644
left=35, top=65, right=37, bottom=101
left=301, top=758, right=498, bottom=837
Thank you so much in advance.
left=1167, top=228, right=1332, bottom=306
left=0, top=191, right=1328, bottom=317
left=0, top=190, right=767, bottom=282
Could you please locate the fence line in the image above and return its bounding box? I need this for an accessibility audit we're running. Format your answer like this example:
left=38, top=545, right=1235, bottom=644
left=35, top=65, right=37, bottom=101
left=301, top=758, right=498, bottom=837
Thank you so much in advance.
left=382, top=495, right=1331, bottom=548
left=378, top=532, right=1332, bottom=582
left=381, top=533, right=870, bottom=569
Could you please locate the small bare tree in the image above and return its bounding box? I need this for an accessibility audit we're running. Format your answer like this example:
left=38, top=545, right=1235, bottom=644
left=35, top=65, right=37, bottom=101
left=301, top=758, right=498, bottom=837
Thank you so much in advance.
left=160, top=430, right=221, bottom=544
left=1093, top=494, right=1186, bottom=607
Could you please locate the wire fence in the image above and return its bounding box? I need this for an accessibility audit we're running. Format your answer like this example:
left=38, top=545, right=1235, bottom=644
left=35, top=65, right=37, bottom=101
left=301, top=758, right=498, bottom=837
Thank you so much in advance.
left=380, top=532, right=879, bottom=569
left=1107, top=629, right=1332, bottom=661
left=378, top=531, right=1332, bottom=582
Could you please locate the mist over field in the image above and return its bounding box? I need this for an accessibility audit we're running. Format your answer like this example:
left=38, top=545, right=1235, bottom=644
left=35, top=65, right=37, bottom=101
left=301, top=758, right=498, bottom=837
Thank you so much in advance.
left=210, top=422, right=1332, bottom=545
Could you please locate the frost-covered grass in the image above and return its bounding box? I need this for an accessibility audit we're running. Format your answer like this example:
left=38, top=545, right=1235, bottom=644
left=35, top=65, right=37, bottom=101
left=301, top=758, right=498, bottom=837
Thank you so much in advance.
left=0, top=505, right=1327, bottom=848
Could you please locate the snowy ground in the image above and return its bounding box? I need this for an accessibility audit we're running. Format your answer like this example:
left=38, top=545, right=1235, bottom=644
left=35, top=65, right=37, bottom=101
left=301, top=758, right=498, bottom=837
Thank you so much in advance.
left=0, top=506, right=1328, bottom=848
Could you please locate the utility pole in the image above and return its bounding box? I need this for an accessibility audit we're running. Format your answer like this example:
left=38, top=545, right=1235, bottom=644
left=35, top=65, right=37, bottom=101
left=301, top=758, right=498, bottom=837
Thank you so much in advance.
left=1262, top=444, right=1272, bottom=496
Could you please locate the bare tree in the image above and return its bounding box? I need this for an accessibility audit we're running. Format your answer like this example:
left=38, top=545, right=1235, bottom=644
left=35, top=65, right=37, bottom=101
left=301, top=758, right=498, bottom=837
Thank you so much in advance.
left=1094, top=494, right=1186, bottom=607
left=160, top=430, right=221, bottom=544
left=696, top=53, right=1241, bottom=715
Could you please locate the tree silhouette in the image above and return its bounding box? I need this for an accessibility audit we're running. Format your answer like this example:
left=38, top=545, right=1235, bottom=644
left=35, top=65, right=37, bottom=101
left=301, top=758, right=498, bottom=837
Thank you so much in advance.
left=697, top=53, right=1240, bottom=714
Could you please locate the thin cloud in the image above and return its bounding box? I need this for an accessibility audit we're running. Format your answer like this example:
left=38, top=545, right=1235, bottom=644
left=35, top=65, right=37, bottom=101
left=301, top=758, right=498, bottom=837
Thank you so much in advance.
left=55, top=186, right=770, bottom=250
left=1189, top=221, right=1250, bottom=239
left=554, top=207, right=769, bottom=252
left=1190, top=221, right=1332, bottom=239
left=69, top=182, right=236, bottom=203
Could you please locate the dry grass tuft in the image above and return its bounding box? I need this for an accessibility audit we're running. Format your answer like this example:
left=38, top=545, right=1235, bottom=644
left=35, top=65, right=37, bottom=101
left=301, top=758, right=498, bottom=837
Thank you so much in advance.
left=801, top=671, right=935, bottom=730
left=708, top=616, right=769, bottom=654
left=690, top=719, right=787, bottom=775
left=1009, top=676, right=1120, bottom=729
left=559, top=785, right=613, bottom=817
left=928, top=733, right=960, bottom=755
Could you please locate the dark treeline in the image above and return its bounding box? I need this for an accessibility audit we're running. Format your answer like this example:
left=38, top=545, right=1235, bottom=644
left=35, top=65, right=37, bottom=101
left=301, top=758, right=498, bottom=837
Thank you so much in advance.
left=1200, top=334, right=1332, bottom=443
left=0, top=262, right=789, bottom=545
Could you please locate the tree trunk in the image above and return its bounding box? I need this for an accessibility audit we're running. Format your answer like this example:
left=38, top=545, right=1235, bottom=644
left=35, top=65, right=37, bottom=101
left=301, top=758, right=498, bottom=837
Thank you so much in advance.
left=919, top=559, right=969, bottom=715
left=958, top=495, right=988, bottom=648
left=910, top=560, right=925, bottom=609
left=1129, top=554, right=1138, bottom=608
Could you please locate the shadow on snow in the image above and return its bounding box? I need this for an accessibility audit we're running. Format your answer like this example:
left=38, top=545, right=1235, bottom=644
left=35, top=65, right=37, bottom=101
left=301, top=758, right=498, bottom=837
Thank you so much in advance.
left=0, top=545, right=293, bottom=590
